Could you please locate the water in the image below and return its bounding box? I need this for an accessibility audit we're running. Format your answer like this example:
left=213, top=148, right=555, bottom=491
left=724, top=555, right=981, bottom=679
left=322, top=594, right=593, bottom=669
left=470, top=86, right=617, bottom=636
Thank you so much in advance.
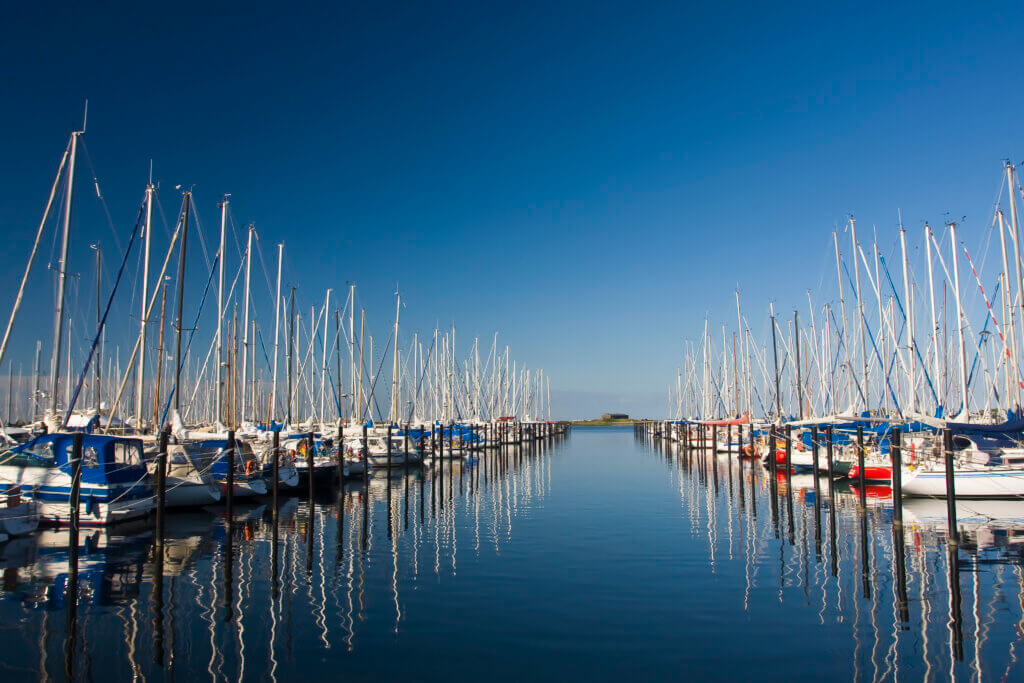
left=2, top=426, right=1023, bottom=681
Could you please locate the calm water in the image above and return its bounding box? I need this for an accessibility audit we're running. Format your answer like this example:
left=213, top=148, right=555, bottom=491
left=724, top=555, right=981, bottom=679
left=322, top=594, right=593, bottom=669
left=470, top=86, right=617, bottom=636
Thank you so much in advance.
left=2, top=426, right=1024, bottom=681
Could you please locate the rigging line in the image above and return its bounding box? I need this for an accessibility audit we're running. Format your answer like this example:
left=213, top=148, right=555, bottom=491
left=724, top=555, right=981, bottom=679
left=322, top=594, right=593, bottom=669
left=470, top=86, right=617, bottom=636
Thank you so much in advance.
left=62, top=197, right=146, bottom=427
left=840, top=259, right=901, bottom=413
left=188, top=196, right=213, bottom=272
left=153, top=189, right=174, bottom=241
left=0, top=143, right=69, bottom=370
left=158, top=251, right=221, bottom=428
left=962, top=245, right=1024, bottom=390
left=877, top=254, right=940, bottom=407
left=361, top=328, right=394, bottom=424
left=78, top=139, right=124, bottom=257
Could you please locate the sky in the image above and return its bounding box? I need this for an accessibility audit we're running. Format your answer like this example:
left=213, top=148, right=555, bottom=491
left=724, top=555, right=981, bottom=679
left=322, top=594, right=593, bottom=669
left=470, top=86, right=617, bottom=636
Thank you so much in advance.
left=2, top=1, right=1024, bottom=418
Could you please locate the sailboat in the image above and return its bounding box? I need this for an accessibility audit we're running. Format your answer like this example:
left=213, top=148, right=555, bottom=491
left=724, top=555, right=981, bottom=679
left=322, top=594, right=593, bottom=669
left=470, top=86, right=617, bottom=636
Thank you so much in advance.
left=0, top=433, right=153, bottom=526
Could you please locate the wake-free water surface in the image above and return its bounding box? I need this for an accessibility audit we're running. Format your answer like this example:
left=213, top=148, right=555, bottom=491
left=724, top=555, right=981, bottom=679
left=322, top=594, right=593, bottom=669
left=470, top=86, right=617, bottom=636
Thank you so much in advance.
left=1, top=426, right=1022, bottom=681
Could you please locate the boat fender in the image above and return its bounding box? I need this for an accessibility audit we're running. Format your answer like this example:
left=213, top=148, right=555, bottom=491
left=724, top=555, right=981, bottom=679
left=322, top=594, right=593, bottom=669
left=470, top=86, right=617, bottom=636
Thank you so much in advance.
left=244, top=460, right=255, bottom=476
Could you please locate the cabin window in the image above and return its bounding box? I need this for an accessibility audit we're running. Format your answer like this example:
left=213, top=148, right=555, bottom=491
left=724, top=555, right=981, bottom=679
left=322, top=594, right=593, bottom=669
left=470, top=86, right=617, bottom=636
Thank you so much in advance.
left=0, top=440, right=55, bottom=467
left=113, top=443, right=141, bottom=465
left=82, top=446, right=100, bottom=469
left=952, top=436, right=973, bottom=451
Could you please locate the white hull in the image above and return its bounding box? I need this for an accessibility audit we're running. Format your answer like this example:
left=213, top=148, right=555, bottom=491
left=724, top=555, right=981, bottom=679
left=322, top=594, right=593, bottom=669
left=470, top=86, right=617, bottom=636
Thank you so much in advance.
left=164, top=476, right=222, bottom=507
left=903, top=464, right=1024, bottom=498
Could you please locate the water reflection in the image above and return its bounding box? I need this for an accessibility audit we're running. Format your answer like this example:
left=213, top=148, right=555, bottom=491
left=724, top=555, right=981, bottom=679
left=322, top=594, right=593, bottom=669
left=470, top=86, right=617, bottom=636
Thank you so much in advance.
left=641, top=433, right=1024, bottom=681
left=0, top=435, right=560, bottom=680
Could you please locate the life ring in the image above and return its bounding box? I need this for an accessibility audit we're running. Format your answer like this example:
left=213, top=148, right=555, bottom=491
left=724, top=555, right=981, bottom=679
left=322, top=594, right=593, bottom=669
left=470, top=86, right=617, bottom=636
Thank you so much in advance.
left=742, top=444, right=753, bottom=456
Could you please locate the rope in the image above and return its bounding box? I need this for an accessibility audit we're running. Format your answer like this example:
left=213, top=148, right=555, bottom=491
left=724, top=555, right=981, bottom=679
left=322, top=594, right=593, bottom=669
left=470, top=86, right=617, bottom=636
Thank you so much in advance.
left=62, top=198, right=146, bottom=427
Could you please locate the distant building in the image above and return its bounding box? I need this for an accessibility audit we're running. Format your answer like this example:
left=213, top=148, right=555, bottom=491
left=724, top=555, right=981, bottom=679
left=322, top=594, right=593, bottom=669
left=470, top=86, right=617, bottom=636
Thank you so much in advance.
left=601, top=413, right=629, bottom=420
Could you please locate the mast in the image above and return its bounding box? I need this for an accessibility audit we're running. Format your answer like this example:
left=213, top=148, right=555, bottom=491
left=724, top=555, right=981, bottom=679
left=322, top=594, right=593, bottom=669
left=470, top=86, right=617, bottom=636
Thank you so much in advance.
left=48, top=128, right=81, bottom=417
left=240, top=224, right=254, bottom=424
left=357, top=309, right=365, bottom=423
left=287, top=288, right=295, bottom=424
left=93, top=245, right=102, bottom=413
left=270, top=243, right=283, bottom=423
left=833, top=231, right=853, bottom=411
left=335, top=310, right=342, bottom=421
left=899, top=222, right=917, bottom=415
left=925, top=224, right=941, bottom=412
left=1006, top=162, right=1024, bottom=409
left=770, top=303, right=782, bottom=420
left=390, top=293, right=400, bottom=424
left=998, top=209, right=1020, bottom=408
left=850, top=218, right=868, bottom=412
left=173, top=192, right=191, bottom=416
left=215, top=196, right=228, bottom=424
left=348, top=284, right=355, bottom=418
left=153, top=283, right=168, bottom=429
left=32, top=340, right=41, bottom=420
left=136, top=178, right=154, bottom=430
left=794, top=310, right=803, bottom=420
left=950, top=222, right=970, bottom=419
left=320, top=289, right=331, bottom=424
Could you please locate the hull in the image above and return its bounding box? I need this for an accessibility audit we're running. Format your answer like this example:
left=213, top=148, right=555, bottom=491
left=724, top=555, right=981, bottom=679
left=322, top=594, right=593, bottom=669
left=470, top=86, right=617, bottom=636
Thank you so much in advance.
left=37, top=496, right=154, bottom=527
left=0, top=504, right=40, bottom=536
left=219, top=478, right=268, bottom=498
left=847, top=465, right=892, bottom=482
left=902, top=465, right=1024, bottom=498
left=0, top=466, right=154, bottom=526
left=164, top=477, right=221, bottom=507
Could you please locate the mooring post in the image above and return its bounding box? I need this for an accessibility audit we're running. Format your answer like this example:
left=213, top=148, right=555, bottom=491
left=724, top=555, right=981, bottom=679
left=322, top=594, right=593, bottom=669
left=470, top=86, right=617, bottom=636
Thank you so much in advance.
left=767, top=425, right=776, bottom=473
left=944, top=427, right=958, bottom=545
left=825, top=425, right=835, bottom=482
left=226, top=430, right=235, bottom=515
left=362, top=424, right=369, bottom=483
left=156, top=427, right=169, bottom=546
left=69, top=431, right=83, bottom=544
left=891, top=427, right=903, bottom=526
left=784, top=424, right=792, bottom=475
left=337, top=423, right=345, bottom=482
left=856, top=425, right=866, bottom=506
left=811, top=425, right=819, bottom=475
left=272, top=430, right=280, bottom=512
left=387, top=423, right=393, bottom=473
left=65, top=433, right=82, bottom=680
left=306, top=432, right=315, bottom=498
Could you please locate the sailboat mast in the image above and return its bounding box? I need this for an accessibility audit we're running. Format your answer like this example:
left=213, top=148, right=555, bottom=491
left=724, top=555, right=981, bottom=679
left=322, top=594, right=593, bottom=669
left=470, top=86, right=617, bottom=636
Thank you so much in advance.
left=1006, top=162, right=1024, bottom=409
left=899, top=224, right=916, bottom=415
left=287, top=288, right=295, bottom=424
left=270, top=243, right=283, bottom=422
left=949, top=222, right=970, bottom=418
left=833, top=231, right=853, bottom=411
left=769, top=303, right=781, bottom=420
left=925, top=224, right=941, bottom=412
left=136, top=179, right=154, bottom=430
left=173, top=192, right=191, bottom=415
left=48, top=129, right=81, bottom=417
left=391, top=293, right=400, bottom=423
left=997, top=209, right=1020, bottom=408
left=357, top=309, right=365, bottom=423
left=215, top=197, right=228, bottom=424
left=850, top=218, right=868, bottom=411
left=320, top=289, right=331, bottom=424
left=93, top=245, right=102, bottom=413
left=240, top=224, right=253, bottom=424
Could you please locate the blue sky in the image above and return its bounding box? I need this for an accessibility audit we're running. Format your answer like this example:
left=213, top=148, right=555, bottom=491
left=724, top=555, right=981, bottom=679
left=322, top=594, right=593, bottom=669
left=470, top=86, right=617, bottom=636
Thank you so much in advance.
left=2, top=2, right=1023, bottom=418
